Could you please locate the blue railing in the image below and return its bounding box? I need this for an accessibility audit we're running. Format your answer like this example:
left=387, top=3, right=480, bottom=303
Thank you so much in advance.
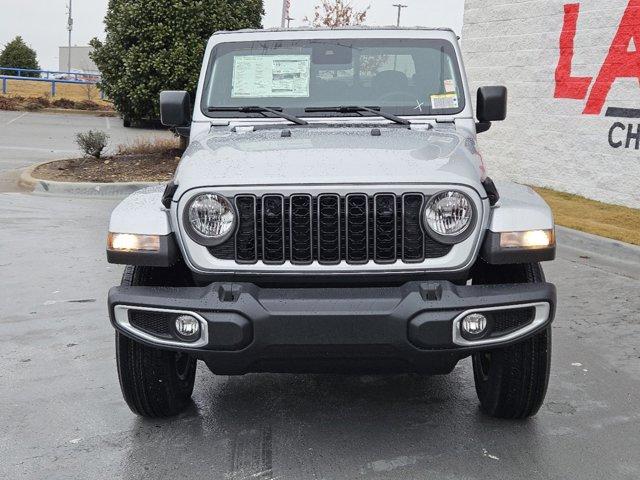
left=0, top=67, right=103, bottom=98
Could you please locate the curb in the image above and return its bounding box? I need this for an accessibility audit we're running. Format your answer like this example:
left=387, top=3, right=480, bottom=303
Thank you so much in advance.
left=19, top=161, right=161, bottom=199
left=41, top=108, right=118, bottom=117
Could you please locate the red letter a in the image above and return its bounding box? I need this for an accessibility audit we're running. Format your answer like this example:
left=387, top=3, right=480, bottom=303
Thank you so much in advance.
left=584, top=0, right=640, bottom=114
left=555, top=3, right=593, bottom=100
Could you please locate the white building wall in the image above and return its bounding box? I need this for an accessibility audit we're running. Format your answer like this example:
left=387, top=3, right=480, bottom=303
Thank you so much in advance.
left=59, top=46, right=99, bottom=74
left=462, top=0, right=640, bottom=208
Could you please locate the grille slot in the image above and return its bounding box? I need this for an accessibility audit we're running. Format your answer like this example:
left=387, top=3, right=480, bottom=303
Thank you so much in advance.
left=346, top=194, right=369, bottom=264
left=209, top=193, right=454, bottom=264
left=235, top=196, right=258, bottom=263
left=402, top=194, right=425, bottom=262
left=290, top=194, right=313, bottom=264
left=262, top=195, right=285, bottom=264
left=318, top=194, right=341, bottom=264
left=374, top=194, right=397, bottom=263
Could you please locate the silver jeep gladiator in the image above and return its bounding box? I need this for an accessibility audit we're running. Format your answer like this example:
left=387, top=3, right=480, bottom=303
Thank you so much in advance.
left=106, top=27, right=556, bottom=419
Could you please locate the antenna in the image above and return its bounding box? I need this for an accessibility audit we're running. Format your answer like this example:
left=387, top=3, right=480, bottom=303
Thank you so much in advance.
left=393, top=4, right=408, bottom=27
left=67, top=0, right=74, bottom=73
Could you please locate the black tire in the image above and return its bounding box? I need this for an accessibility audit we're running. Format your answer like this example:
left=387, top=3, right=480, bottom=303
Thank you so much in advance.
left=471, top=263, right=552, bottom=419
left=116, top=266, right=197, bottom=418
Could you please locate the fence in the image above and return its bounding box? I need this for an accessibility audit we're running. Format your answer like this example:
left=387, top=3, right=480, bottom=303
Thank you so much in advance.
left=0, top=67, right=103, bottom=98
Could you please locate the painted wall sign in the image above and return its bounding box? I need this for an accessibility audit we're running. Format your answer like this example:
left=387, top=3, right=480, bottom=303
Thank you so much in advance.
left=555, top=1, right=640, bottom=150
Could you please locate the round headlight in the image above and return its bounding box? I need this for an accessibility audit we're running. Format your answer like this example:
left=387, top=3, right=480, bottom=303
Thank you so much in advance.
left=185, top=193, right=236, bottom=245
left=424, top=191, right=474, bottom=243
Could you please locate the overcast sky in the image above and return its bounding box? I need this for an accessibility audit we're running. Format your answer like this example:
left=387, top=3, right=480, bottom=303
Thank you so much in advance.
left=0, top=0, right=464, bottom=71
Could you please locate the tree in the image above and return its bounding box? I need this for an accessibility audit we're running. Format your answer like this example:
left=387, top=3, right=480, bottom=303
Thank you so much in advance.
left=306, top=0, right=369, bottom=28
left=0, top=36, right=40, bottom=77
left=90, top=0, right=264, bottom=123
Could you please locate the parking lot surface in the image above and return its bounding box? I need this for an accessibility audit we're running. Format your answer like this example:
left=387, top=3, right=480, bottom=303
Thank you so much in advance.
left=1, top=192, right=639, bottom=480
left=0, top=110, right=172, bottom=173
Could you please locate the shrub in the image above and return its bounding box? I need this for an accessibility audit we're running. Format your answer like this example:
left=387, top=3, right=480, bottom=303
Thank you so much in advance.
left=116, top=136, right=182, bottom=156
left=76, top=99, right=101, bottom=111
left=90, top=0, right=264, bottom=123
left=52, top=98, right=76, bottom=109
left=32, top=96, right=51, bottom=108
left=76, top=130, right=110, bottom=159
left=0, top=96, right=20, bottom=111
left=23, top=100, right=45, bottom=111
left=0, top=36, right=40, bottom=77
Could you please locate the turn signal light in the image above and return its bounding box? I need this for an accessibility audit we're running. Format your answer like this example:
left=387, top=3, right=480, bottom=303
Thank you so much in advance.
left=500, top=230, right=555, bottom=249
left=107, top=233, right=160, bottom=252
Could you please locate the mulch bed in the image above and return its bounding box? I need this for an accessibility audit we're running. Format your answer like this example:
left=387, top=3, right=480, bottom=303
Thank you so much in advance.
left=32, top=154, right=181, bottom=183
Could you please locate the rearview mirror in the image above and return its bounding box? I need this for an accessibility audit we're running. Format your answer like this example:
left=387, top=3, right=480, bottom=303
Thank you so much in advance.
left=160, top=91, right=191, bottom=127
left=476, top=86, right=507, bottom=134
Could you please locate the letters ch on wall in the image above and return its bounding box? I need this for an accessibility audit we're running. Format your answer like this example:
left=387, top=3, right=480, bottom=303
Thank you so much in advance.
left=554, top=1, right=640, bottom=149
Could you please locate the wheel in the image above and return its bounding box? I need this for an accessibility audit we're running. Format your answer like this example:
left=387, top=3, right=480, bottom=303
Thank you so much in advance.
left=471, top=263, right=552, bottom=419
left=115, top=266, right=197, bottom=418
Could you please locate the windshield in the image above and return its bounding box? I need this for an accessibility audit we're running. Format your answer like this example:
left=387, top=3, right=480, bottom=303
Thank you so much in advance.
left=201, top=38, right=465, bottom=118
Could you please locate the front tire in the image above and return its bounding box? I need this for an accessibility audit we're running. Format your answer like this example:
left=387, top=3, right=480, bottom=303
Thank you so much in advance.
left=116, top=266, right=197, bottom=418
left=471, top=263, right=552, bottom=419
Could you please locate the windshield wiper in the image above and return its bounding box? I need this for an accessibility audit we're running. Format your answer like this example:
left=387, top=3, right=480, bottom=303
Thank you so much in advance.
left=305, top=106, right=411, bottom=126
left=208, top=106, right=308, bottom=125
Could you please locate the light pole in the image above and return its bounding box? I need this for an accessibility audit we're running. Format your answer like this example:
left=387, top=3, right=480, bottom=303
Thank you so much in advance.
left=393, top=4, right=408, bottom=27
left=67, top=0, right=73, bottom=73
left=281, top=0, right=291, bottom=28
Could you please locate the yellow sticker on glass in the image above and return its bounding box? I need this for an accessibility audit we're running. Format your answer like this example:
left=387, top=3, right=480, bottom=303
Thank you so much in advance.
left=430, top=93, right=459, bottom=110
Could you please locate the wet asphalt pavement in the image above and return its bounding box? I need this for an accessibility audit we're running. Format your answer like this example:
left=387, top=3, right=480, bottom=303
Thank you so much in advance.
left=0, top=110, right=172, bottom=193
left=1, top=191, right=639, bottom=480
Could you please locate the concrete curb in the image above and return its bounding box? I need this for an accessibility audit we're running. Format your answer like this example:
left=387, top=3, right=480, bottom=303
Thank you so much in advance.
left=19, top=161, right=161, bottom=199
left=41, top=108, right=118, bottom=117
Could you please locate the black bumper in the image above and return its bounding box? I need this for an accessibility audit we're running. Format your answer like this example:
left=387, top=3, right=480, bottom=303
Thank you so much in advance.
left=108, top=281, right=556, bottom=375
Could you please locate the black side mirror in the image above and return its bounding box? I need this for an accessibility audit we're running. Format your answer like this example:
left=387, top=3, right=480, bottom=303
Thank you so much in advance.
left=160, top=91, right=191, bottom=127
left=476, top=86, right=507, bottom=134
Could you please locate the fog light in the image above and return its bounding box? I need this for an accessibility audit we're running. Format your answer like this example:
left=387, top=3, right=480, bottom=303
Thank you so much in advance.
left=461, top=313, right=488, bottom=337
left=174, top=315, right=201, bottom=340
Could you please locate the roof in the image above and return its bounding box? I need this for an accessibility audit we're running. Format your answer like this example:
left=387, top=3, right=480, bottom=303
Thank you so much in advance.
left=213, top=26, right=456, bottom=35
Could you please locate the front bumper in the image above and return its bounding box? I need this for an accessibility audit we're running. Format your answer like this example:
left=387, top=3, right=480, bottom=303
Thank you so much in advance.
left=108, top=281, right=556, bottom=375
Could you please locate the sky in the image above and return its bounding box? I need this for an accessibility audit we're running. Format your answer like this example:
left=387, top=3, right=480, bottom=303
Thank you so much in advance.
left=0, top=0, right=464, bottom=71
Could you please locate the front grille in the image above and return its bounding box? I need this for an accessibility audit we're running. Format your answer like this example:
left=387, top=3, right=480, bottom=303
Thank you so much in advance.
left=210, top=193, right=453, bottom=265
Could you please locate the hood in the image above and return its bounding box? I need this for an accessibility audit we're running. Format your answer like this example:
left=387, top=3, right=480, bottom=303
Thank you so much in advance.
left=174, top=126, right=486, bottom=198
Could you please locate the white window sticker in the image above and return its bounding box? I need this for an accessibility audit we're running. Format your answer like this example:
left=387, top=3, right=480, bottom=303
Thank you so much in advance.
left=431, top=93, right=459, bottom=110
left=232, top=55, right=311, bottom=98
left=444, top=79, right=456, bottom=93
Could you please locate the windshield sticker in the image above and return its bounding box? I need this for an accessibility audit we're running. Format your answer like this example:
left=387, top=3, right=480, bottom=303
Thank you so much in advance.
left=431, top=93, right=459, bottom=110
left=444, top=79, right=456, bottom=93
left=232, top=55, right=311, bottom=98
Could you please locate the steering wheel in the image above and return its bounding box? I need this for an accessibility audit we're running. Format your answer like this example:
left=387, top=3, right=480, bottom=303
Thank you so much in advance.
left=378, top=91, right=419, bottom=104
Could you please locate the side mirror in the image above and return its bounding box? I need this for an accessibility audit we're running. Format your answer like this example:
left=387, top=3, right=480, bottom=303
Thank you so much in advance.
left=160, top=90, right=191, bottom=127
left=476, top=86, right=507, bottom=134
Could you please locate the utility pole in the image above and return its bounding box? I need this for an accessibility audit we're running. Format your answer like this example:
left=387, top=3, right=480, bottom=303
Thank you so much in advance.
left=67, top=0, right=73, bottom=73
left=281, top=0, right=291, bottom=28
left=393, top=4, right=408, bottom=27
left=285, top=16, right=295, bottom=29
